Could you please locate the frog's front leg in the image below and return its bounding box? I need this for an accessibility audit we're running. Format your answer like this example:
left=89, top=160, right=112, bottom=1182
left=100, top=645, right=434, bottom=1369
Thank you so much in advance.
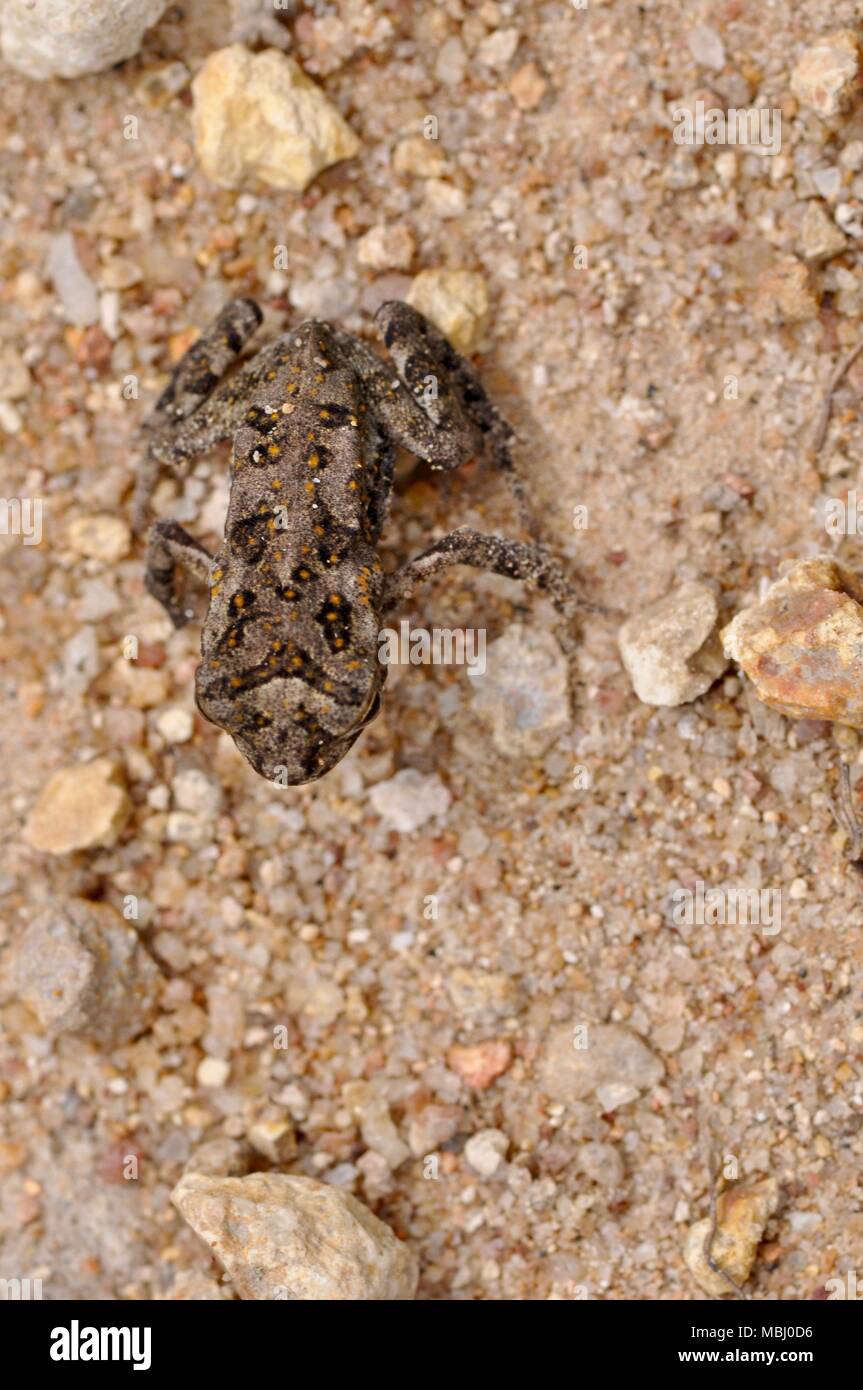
left=131, top=297, right=263, bottom=532
left=384, top=526, right=579, bottom=621
left=145, top=520, right=214, bottom=629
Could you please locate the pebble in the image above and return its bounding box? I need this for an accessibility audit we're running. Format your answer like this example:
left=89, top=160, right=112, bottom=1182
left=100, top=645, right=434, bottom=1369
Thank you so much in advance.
left=685, top=1178, right=779, bottom=1296
left=0, top=346, right=30, bottom=400
left=447, top=1039, right=512, bottom=1090
left=172, top=768, right=224, bottom=820
left=192, top=45, right=361, bottom=192
left=688, top=23, right=725, bottom=71
left=46, top=232, right=100, bottom=329
left=800, top=201, right=847, bottom=261
left=477, top=28, right=520, bottom=70
left=540, top=1023, right=663, bottom=1109
left=172, top=1172, right=418, bottom=1299
left=368, top=768, right=450, bottom=833
left=509, top=62, right=547, bottom=111
left=1, top=900, right=159, bottom=1044
left=721, top=558, right=863, bottom=726
left=154, top=708, right=194, bottom=744
left=576, top=1141, right=624, bottom=1189
left=356, top=224, right=416, bottom=271
left=472, top=624, right=570, bottom=756
left=835, top=200, right=863, bottom=239
left=407, top=1104, right=464, bottom=1158
left=617, top=582, right=727, bottom=707
left=62, top=627, right=102, bottom=697
left=197, top=1057, right=230, bottom=1089
left=406, top=269, right=489, bottom=354
left=247, top=1120, right=297, bottom=1164
left=464, top=1128, right=509, bottom=1177
left=67, top=514, right=131, bottom=564
left=392, top=136, right=447, bottom=178
left=23, top=757, right=131, bottom=854
left=0, top=0, right=169, bottom=80
left=790, top=31, right=862, bottom=120
left=446, top=967, right=519, bottom=1022
left=754, top=254, right=822, bottom=322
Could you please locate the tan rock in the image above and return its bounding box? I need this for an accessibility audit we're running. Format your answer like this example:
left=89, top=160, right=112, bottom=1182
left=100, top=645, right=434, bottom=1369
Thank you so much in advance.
left=685, top=1177, right=780, bottom=1296
left=541, top=1023, right=664, bottom=1109
left=406, top=269, right=489, bottom=353
left=509, top=62, right=547, bottom=111
left=356, top=223, right=416, bottom=271
left=192, top=45, right=361, bottom=192
left=721, top=557, right=863, bottom=726
left=67, top=513, right=131, bottom=563
left=1, top=900, right=159, bottom=1044
left=799, top=201, right=847, bottom=262
left=754, top=255, right=821, bottom=323
left=247, top=1119, right=298, bottom=1165
left=23, top=757, right=131, bottom=854
left=790, top=31, right=862, bottom=120
left=392, top=135, right=447, bottom=178
left=172, top=1172, right=418, bottom=1300
left=618, top=582, right=728, bottom=707
left=447, top=1039, right=512, bottom=1089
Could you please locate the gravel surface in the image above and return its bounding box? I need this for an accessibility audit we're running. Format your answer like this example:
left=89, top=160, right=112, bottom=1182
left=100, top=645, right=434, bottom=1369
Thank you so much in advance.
left=2, top=0, right=863, bottom=1302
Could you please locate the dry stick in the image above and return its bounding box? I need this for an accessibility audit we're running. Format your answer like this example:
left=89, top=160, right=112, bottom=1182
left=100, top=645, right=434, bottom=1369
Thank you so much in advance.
left=811, top=336, right=863, bottom=456
left=704, top=1146, right=750, bottom=1301
left=828, top=759, right=863, bottom=864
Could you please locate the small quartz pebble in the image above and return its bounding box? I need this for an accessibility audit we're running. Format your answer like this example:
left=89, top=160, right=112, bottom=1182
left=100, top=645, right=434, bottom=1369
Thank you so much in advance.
left=192, top=45, right=361, bottom=192
left=754, top=254, right=821, bottom=323
left=446, top=967, right=519, bottom=1023
left=800, top=201, right=847, bottom=261
left=406, top=269, right=489, bottom=354
left=685, top=1178, right=780, bottom=1296
left=540, top=1023, right=664, bottom=1108
left=67, top=514, right=131, bottom=564
left=247, top=1119, right=297, bottom=1164
left=790, top=30, right=862, bottom=120
left=509, top=62, right=547, bottom=111
left=392, top=136, right=447, bottom=178
left=172, top=768, right=224, bottom=820
left=721, top=557, right=863, bottom=726
left=197, top=1057, right=230, bottom=1088
left=618, top=581, right=728, bottom=707
left=155, top=708, right=194, bottom=744
left=464, top=1128, right=509, bottom=1177
left=356, top=224, right=416, bottom=271
left=407, top=1104, right=464, bottom=1158
left=23, top=757, right=131, bottom=854
left=0, top=0, right=169, bottom=80
left=0, top=900, right=159, bottom=1044
left=46, top=232, right=100, bottom=328
left=688, top=23, right=725, bottom=70
left=172, top=1172, right=418, bottom=1299
left=447, top=1039, right=512, bottom=1089
left=477, top=28, right=520, bottom=70
left=472, top=624, right=570, bottom=756
left=368, top=768, right=450, bottom=833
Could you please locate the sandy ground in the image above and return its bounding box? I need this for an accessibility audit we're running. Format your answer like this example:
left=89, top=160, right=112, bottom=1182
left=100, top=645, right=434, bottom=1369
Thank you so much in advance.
left=1, top=0, right=863, bottom=1300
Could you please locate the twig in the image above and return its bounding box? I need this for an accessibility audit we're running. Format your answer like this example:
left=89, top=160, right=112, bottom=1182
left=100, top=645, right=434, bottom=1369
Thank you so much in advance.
left=811, top=336, right=863, bottom=456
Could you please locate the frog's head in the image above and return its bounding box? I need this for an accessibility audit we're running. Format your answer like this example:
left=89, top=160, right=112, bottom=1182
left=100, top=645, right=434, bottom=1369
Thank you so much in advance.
left=195, top=660, right=385, bottom=786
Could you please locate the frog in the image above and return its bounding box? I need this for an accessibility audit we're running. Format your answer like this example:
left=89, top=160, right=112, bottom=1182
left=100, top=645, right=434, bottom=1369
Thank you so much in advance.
left=132, top=296, right=576, bottom=786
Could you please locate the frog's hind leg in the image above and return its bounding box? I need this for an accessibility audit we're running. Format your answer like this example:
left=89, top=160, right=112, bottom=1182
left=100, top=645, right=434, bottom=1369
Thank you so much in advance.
left=384, top=525, right=579, bottom=623
left=145, top=519, right=214, bottom=628
left=132, top=297, right=264, bottom=531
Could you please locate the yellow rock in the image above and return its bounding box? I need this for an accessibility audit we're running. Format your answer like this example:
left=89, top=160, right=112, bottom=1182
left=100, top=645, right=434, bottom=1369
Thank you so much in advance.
left=722, top=557, right=863, bottom=726
left=192, top=45, right=361, bottom=192
left=23, top=757, right=131, bottom=854
left=685, top=1177, right=779, bottom=1296
left=406, top=269, right=489, bottom=354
